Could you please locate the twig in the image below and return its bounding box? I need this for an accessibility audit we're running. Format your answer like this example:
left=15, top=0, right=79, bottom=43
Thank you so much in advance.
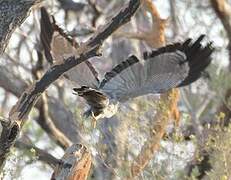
left=14, top=140, right=61, bottom=169
left=32, top=47, right=72, bottom=149
left=87, top=0, right=102, bottom=27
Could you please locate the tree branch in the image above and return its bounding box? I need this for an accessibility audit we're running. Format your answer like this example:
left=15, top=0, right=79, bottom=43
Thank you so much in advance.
left=51, top=144, right=91, bottom=180
left=0, top=65, right=82, bottom=144
left=57, top=0, right=86, bottom=12
left=32, top=49, right=72, bottom=149
left=0, top=0, right=141, bottom=170
left=14, top=140, right=61, bottom=169
left=115, top=0, right=167, bottom=48
left=0, top=0, right=41, bottom=54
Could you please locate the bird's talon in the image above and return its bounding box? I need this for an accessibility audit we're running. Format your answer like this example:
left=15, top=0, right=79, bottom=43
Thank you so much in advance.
left=91, top=112, right=97, bottom=128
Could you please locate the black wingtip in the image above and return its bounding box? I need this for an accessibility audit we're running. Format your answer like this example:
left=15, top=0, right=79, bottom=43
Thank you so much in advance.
left=177, top=36, right=214, bottom=87
left=197, top=34, right=206, bottom=42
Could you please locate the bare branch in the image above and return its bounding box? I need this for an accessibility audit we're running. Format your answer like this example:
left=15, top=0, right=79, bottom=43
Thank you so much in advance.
left=36, top=93, right=72, bottom=149
left=115, top=0, right=168, bottom=48
left=32, top=48, right=72, bottom=149
left=57, top=0, right=86, bottom=12
left=0, top=66, right=82, bottom=144
left=0, top=0, right=141, bottom=170
left=211, top=0, right=231, bottom=38
left=14, top=140, right=61, bottom=169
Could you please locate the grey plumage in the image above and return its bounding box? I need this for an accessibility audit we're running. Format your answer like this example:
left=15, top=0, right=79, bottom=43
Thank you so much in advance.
left=40, top=8, right=214, bottom=120
left=40, top=7, right=99, bottom=88
left=73, top=35, right=214, bottom=119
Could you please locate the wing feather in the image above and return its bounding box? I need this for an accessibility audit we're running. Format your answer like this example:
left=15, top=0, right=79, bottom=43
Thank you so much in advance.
left=100, top=35, right=214, bottom=101
left=40, top=7, right=99, bottom=87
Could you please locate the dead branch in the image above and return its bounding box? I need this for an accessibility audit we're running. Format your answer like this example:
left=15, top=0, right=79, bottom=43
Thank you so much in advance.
left=51, top=144, right=91, bottom=180
left=0, top=0, right=141, bottom=170
left=0, top=65, right=82, bottom=143
left=15, top=140, right=61, bottom=169
left=32, top=48, right=71, bottom=149
left=0, top=0, right=41, bottom=54
left=37, top=93, right=72, bottom=149
left=211, top=0, right=231, bottom=38
left=87, top=0, right=102, bottom=27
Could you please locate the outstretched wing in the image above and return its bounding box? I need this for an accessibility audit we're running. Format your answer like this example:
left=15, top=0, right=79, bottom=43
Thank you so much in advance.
left=99, top=35, right=214, bottom=102
left=40, top=7, right=99, bottom=87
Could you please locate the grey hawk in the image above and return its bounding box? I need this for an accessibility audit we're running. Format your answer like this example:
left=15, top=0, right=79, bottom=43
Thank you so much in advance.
left=40, top=8, right=214, bottom=121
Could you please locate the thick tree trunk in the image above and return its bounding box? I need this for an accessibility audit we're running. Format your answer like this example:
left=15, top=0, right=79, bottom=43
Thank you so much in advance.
left=0, top=0, right=41, bottom=54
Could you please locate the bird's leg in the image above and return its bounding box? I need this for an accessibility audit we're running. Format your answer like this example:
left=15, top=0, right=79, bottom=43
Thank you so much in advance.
left=91, top=111, right=97, bottom=128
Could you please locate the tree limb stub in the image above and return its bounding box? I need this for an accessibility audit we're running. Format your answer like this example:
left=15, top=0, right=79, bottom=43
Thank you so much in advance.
left=0, top=0, right=141, bottom=171
left=51, top=144, right=91, bottom=180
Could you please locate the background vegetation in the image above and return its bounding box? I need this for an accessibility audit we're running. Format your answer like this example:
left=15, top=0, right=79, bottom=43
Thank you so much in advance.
left=0, top=0, right=231, bottom=179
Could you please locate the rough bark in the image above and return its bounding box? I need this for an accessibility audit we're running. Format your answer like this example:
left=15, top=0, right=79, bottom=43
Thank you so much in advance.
left=0, top=0, right=41, bottom=54
left=0, top=0, right=141, bottom=171
left=0, top=66, right=81, bottom=144
left=51, top=144, right=91, bottom=180
left=32, top=50, right=72, bottom=149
